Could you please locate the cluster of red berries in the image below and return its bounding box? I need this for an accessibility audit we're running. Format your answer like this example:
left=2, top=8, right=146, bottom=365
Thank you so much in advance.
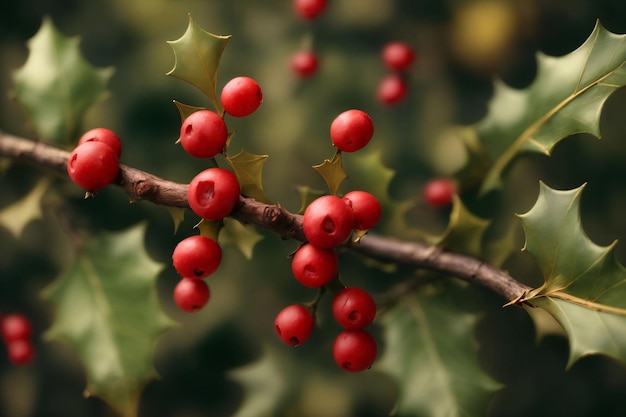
left=67, top=128, right=122, bottom=192
left=377, top=41, right=415, bottom=105
left=1, top=313, right=35, bottom=366
left=274, top=109, right=381, bottom=372
left=289, top=0, right=327, bottom=78
left=172, top=76, right=262, bottom=312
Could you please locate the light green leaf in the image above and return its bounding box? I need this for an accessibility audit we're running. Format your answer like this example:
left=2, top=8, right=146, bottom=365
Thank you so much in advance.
left=166, top=207, right=186, bottom=234
left=517, top=182, right=626, bottom=366
left=42, top=223, right=174, bottom=417
left=220, top=218, right=263, bottom=260
left=226, top=149, right=271, bottom=204
left=167, top=15, right=231, bottom=114
left=433, top=195, right=490, bottom=257
left=378, top=286, right=500, bottom=417
left=12, top=17, right=113, bottom=144
left=476, top=21, right=626, bottom=193
left=313, top=151, right=347, bottom=196
left=194, top=218, right=224, bottom=241
left=0, top=178, right=49, bottom=238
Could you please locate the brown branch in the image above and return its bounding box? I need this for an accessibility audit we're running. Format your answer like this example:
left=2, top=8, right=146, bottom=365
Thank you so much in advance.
left=0, top=130, right=530, bottom=302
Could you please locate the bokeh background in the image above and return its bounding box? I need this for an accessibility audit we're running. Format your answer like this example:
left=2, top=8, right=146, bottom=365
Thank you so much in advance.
left=2, top=0, right=626, bottom=416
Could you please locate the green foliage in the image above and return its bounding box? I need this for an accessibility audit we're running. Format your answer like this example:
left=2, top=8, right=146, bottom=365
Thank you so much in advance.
left=42, top=223, right=174, bottom=417
left=434, top=196, right=490, bottom=258
left=226, top=149, right=271, bottom=203
left=312, top=150, right=347, bottom=196
left=12, top=17, right=113, bottom=144
left=0, top=177, right=49, bottom=237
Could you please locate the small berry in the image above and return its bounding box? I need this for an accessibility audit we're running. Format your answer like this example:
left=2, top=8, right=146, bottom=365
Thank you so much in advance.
left=221, top=76, right=263, bottom=117
left=78, top=128, right=122, bottom=158
left=293, top=0, right=327, bottom=20
left=274, top=304, right=315, bottom=347
left=173, top=278, right=210, bottom=313
left=179, top=110, right=228, bottom=158
left=188, top=168, right=240, bottom=220
left=333, top=329, right=377, bottom=372
left=303, top=195, right=355, bottom=248
left=342, top=190, right=382, bottom=230
left=381, top=41, right=415, bottom=72
left=291, top=243, right=339, bottom=288
left=332, top=287, right=376, bottom=329
left=377, top=74, right=408, bottom=105
left=172, top=235, right=222, bottom=279
left=1, top=314, right=32, bottom=342
left=67, top=141, right=120, bottom=191
left=330, top=109, right=374, bottom=153
left=290, top=50, right=318, bottom=78
left=6, top=339, right=35, bottom=365
left=423, top=178, right=456, bottom=208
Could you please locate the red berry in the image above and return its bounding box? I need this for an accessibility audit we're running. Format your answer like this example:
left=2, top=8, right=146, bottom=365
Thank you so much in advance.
left=293, top=0, right=327, bottom=20
left=377, top=74, right=408, bottom=105
left=342, top=190, right=382, bottom=230
left=179, top=110, right=228, bottom=158
left=274, top=304, right=315, bottom=347
left=381, top=41, right=415, bottom=72
left=188, top=168, right=240, bottom=220
left=221, top=76, right=263, bottom=117
left=173, top=278, right=210, bottom=312
left=303, top=195, right=355, bottom=248
left=172, top=235, right=222, bottom=279
left=67, top=141, right=120, bottom=191
left=423, top=178, right=456, bottom=208
left=291, top=243, right=339, bottom=288
left=6, top=339, right=35, bottom=365
left=330, top=109, right=374, bottom=153
left=332, top=287, right=376, bottom=329
left=333, top=329, right=377, bottom=372
left=290, top=50, right=318, bottom=78
left=1, top=314, right=32, bottom=342
left=78, top=127, right=122, bottom=158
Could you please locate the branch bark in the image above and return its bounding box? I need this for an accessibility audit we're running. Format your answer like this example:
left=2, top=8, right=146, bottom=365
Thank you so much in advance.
left=0, top=131, right=531, bottom=302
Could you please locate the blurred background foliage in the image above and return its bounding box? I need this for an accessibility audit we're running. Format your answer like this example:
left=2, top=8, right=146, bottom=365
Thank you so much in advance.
left=2, top=0, right=626, bottom=416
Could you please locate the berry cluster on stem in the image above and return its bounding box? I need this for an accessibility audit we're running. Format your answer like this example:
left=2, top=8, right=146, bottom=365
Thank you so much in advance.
left=1, top=313, right=35, bottom=366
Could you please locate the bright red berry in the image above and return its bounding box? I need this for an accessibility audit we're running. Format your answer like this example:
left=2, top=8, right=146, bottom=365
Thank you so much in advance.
left=6, top=339, right=35, bottom=365
left=330, top=109, right=374, bottom=153
left=187, top=168, right=240, bottom=220
left=377, top=74, right=408, bottom=105
left=173, top=278, right=210, bottom=313
left=342, top=190, right=382, bottom=230
left=274, top=304, right=315, bottom=347
left=423, top=178, right=456, bottom=208
left=291, top=243, right=339, bottom=288
left=67, top=141, right=120, bottom=191
left=1, top=314, right=32, bottom=342
left=290, top=50, right=318, bottom=78
left=333, top=329, right=377, bottom=372
left=179, top=110, right=228, bottom=158
left=221, top=76, right=263, bottom=117
left=172, top=235, right=222, bottom=279
left=381, top=41, right=415, bottom=72
left=293, top=0, right=327, bottom=20
left=332, top=287, right=376, bottom=329
left=303, top=195, right=355, bottom=248
left=78, top=127, right=122, bottom=158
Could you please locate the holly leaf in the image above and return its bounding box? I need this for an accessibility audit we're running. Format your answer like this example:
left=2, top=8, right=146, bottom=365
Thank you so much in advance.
left=378, top=286, right=500, bottom=417
left=12, top=17, right=114, bottom=144
left=41, top=223, right=174, bottom=417
left=220, top=218, right=263, bottom=260
left=476, top=21, right=626, bottom=194
left=0, top=178, right=49, bottom=238
left=295, top=185, right=326, bottom=214
left=195, top=218, right=224, bottom=241
left=313, top=151, right=347, bottom=196
left=226, top=149, right=271, bottom=204
left=167, top=15, right=231, bottom=114
left=517, top=182, right=626, bottom=367
left=173, top=100, right=205, bottom=123
left=433, top=195, right=490, bottom=257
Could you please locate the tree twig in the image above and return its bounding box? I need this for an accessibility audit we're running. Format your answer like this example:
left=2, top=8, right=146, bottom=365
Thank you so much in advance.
left=0, top=131, right=531, bottom=302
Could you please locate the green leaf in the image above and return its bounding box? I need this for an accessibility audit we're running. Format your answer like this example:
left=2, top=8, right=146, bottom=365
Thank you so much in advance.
left=220, top=218, right=263, bottom=260
left=378, top=286, right=500, bottom=417
left=433, top=195, right=490, bottom=257
left=172, top=99, right=205, bottom=123
left=42, top=223, right=174, bottom=417
left=226, top=149, right=271, bottom=204
left=167, top=15, right=231, bottom=114
left=166, top=207, right=186, bottom=234
left=476, top=21, right=626, bottom=193
left=295, top=185, right=326, bottom=214
left=0, top=178, right=49, bottom=238
left=195, top=218, right=224, bottom=241
left=12, top=17, right=114, bottom=144
left=517, top=182, right=626, bottom=366
left=313, top=151, right=347, bottom=196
